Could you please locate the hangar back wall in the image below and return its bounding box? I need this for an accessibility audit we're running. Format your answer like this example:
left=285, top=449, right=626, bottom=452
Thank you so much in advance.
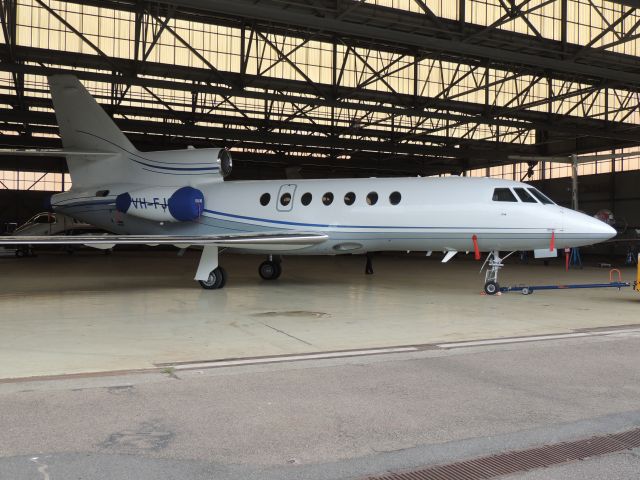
left=533, top=170, right=640, bottom=229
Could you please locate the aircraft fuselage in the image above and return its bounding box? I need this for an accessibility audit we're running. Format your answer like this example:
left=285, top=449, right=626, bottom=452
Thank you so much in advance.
left=51, top=176, right=615, bottom=256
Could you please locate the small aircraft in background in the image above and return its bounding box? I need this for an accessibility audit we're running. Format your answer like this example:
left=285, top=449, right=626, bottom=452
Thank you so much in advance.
left=0, top=75, right=616, bottom=294
left=8, top=212, right=109, bottom=257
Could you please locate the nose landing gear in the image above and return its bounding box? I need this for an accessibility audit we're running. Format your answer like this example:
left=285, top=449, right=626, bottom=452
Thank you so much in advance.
left=483, top=251, right=503, bottom=295
left=482, top=250, right=515, bottom=295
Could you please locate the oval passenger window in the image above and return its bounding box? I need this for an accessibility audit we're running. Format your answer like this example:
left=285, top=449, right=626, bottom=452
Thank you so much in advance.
left=301, top=192, right=312, bottom=206
left=344, top=192, right=356, bottom=205
left=389, top=191, right=401, bottom=205
left=260, top=193, right=271, bottom=206
left=280, top=192, right=292, bottom=206
left=322, top=192, right=334, bottom=205
left=366, top=192, right=378, bottom=205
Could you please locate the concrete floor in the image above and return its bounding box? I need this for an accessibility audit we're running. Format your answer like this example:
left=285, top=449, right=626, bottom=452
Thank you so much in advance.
left=0, top=249, right=638, bottom=379
left=1, top=334, right=640, bottom=480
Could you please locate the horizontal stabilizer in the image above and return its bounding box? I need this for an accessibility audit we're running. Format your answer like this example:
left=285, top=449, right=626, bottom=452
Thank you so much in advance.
left=0, top=150, right=114, bottom=157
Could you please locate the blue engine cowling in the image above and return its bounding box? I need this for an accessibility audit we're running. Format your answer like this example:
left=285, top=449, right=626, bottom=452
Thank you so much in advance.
left=115, top=186, right=205, bottom=222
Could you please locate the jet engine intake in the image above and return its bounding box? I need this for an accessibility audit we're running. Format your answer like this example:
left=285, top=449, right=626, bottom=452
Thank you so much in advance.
left=217, top=149, right=233, bottom=178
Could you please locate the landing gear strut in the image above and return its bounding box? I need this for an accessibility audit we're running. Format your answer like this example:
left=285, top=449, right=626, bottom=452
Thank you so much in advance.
left=483, top=250, right=503, bottom=295
left=195, top=246, right=226, bottom=289
left=198, top=266, right=227, bottom=290
left=365, top=252, right=374, bottom=275
left=259, top=255, right=282, bottom=280
left=481, top=250, right=518, bottom=295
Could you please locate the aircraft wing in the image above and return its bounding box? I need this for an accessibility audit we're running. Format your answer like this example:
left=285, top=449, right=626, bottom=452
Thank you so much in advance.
left=0, top=232, right=328, bottom=250
left=0, top=150, right=114, bottom=157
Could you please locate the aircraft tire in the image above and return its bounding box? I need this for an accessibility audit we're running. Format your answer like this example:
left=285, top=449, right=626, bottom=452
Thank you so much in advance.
left=199, top=267, right=227, bottom=290
left=484, top=281, right=499, bottom=295
left=259, top=261, right=282, bottom=280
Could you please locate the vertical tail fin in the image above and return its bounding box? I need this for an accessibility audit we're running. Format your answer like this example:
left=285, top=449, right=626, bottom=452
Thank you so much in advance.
left=49, top=75, right=136, bottom=153
left=49, top=75, right=135, bottom=189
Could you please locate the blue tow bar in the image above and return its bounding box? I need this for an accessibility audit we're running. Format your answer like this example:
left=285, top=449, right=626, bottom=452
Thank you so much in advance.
left=500, top=282, right=631, bottom=295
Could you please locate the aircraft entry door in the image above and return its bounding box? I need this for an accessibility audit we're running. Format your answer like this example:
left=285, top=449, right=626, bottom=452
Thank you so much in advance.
left=276, top=184, right=297, bottom=212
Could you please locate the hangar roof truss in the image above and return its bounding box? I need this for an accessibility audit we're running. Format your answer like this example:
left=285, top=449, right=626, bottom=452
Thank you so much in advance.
left=0, top=0, right=640, bottom=176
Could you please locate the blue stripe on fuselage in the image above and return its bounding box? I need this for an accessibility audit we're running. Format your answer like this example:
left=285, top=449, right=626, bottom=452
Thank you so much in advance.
left=202, top=209, right=543, bottom=230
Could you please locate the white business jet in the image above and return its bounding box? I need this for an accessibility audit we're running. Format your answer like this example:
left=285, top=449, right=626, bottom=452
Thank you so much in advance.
left=0, top=75, right=616, bottom=294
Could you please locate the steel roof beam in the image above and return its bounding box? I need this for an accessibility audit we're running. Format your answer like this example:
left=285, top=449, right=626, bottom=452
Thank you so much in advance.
left=50, top=0, right=640, bottom=89
left=164, top=0, right=640, bottom=88
left=1, top=46, right=637, bottom=144
left=0, top=108, right=536, bottom=161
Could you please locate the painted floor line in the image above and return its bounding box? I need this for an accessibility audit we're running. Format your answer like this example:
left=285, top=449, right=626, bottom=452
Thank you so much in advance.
left=589, top=327, right=640, bottom=336
left=437, top=333, right=591, bottom=348
left=171, top=347, right=419, bottom=370
left=437, top=328, right=640, bottom=349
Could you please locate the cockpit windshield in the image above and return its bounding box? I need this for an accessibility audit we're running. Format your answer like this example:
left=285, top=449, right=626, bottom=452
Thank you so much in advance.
left=513, top=188, right=537, bottom=203
left=492, top=188, right=517, bottom=202
left=527, top=188, right=555, bottom=205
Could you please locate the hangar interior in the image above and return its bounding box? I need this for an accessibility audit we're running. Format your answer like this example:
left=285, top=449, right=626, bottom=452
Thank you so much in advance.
left=2, top=2, right=640, bottom=479
left=0, top=0, right=639, bottom=366
left=0, top=0, right=638, bottom=342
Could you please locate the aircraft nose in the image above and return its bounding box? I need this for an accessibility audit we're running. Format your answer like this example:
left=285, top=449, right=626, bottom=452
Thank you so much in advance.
left=573, top=210, right=617, bottom=240
left=598, top=221, right=617, bottom=240
left=560, top=208, right=617, bottom=248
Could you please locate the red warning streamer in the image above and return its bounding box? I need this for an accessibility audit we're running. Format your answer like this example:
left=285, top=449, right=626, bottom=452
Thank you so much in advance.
left=550, top=231, right=556, bottom=251
left=472, top=234, right=481, bottom=260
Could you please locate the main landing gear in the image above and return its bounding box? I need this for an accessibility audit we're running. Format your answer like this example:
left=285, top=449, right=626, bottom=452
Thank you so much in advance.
left=198, top=266, right=227, bottom=290
left=259, top=255, right=282, bottom=280
left=195, top=248, right=287, bottom=290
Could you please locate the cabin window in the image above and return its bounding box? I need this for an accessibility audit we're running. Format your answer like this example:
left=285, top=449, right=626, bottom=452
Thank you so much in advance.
left=322, top=192, right=334, bottom=205
left=344, top=192, right=356, bottom=205
left=366, top=192, right=378, bottom=205
left=35, top=214, right=52, bottom=224
left=492, top=188, right=517, bottom=202
left=527, top=188, right=555, bottom=205
left=280, top=192, right=292, bottom=206
left=95, top=190, right=110, bottom=197
left=513, top=188, right=537, bottom=203
left=389, top=191, right=401, bottom=205
left=301, top=192, right=312, bottom=206
left=260, top=193, right=271, bottom=206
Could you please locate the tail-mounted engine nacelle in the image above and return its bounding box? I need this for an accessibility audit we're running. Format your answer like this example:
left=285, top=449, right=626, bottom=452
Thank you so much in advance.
left=217, top=149, right=233, bottom=178
left=115, top=186, right=205, bottom=222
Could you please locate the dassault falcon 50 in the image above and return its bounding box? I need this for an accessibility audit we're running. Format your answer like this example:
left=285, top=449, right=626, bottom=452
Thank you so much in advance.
left=0, top=75, right=616, bottom=294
